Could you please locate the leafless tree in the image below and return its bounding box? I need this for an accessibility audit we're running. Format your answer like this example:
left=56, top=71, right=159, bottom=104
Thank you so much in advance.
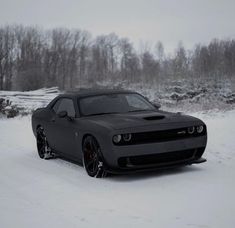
left=0, top=25, right=234, bottom=92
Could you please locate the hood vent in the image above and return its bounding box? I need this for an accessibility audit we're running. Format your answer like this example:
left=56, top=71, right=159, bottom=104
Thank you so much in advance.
left=143, top=115, right=165, bottom=121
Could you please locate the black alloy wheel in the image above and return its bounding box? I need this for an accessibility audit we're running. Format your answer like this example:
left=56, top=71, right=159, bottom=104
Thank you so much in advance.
left=82, top=136, right=107, bottom=178
left=36, top=127, right=54, bottom=159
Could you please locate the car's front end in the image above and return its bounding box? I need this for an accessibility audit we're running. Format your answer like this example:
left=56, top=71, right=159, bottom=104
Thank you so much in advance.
left=95, top=112, right=207, bottom=174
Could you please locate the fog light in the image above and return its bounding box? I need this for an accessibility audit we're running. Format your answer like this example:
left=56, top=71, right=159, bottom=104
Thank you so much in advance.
left=123, top=133, right=132, bottom=142
left=113, top=135, right=122, bottom=143
left=197, top=125, right=204, bottom=133
left=188, top=126, right=195, bottom=134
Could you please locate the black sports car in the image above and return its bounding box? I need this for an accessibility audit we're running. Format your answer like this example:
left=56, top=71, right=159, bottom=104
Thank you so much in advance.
left=32, top=89, right=207, bottom=178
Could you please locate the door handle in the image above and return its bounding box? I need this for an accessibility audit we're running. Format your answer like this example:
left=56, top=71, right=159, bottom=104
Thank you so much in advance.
left=51, top=118, right=55, bottom=122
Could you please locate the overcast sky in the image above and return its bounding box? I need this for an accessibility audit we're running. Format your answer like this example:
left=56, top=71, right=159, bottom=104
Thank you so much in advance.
left=0, top=0, right=235, bottom=53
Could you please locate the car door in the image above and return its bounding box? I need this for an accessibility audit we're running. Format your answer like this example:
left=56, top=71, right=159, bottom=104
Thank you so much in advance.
left=48, top=97, right=78, bottom=157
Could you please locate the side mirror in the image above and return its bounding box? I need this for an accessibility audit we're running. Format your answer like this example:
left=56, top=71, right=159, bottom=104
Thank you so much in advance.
left=153, top=103, right=161, bottom=109
left=58, top=111, right=68, bottom=118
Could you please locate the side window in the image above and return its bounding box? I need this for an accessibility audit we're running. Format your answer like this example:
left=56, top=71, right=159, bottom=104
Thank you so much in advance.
left=52, top=99, right=61, bottom=113
left=56, top=98, right=76, bottom=117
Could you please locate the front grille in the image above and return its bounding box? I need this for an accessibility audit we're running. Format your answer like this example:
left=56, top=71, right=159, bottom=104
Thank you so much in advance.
left=118, top=148, right=205, bottom=168
left=117, top=126, right=206, bottom=146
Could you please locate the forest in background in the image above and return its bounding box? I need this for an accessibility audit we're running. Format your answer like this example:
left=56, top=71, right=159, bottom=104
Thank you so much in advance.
left=0, top=25, right=235, bottom=92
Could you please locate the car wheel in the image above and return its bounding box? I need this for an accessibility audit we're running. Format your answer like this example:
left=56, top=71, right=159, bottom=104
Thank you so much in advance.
left=82, top=136, right=107, bottom=178
left=36, top=127, right=54, bottom=159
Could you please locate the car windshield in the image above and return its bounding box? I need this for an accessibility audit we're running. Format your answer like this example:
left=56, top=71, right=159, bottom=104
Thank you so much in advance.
left=79, top=93, right=156, bottom=116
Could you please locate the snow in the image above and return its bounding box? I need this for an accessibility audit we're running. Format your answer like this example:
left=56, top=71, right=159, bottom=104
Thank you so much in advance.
left=0, top=111, right=235, bottom=228
left=1, top=82, right=235, bottom=117
left=0, top=87, right=60, bottom=115
left=96, top=80, right=235, bottom=112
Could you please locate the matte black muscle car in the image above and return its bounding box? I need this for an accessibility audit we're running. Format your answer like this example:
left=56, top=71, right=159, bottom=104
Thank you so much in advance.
left=32, top=89, right=207, bottom=178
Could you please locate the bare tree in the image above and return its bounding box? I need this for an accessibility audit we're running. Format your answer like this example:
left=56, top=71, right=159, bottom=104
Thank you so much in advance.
left=0, top=24, right=235, bottom=92
left=155, top=41, right=165, bottom=62
left=141, top=51, right=160, bottom=83
left=0, top=26, right=15, bottom=90
left=119, top=38, right=140, bottom=82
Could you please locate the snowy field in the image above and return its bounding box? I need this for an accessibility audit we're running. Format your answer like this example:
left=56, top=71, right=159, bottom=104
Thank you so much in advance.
left=0, top=110, right=235, bottom=228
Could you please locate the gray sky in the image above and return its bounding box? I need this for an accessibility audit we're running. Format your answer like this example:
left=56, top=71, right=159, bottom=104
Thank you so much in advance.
left=0, top=0, right=235, bottom=53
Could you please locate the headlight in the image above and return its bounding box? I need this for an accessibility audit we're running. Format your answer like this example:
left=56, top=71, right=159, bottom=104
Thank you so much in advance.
left=188, top=126, right=195, bottom=134
left=196, top=125, right=204, bottom=133
left=123, top=133, right=132, bottom=142
left=113, top=135, right=122, bottom=143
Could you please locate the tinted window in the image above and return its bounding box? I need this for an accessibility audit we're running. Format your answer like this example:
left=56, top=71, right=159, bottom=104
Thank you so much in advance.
left=126, top=94, right=152, bottom=110
left=52, top=99, right=61, bottom=113
left=56, top=98, right=76, bottom=117
left=79, top=93, right=155, bottom=116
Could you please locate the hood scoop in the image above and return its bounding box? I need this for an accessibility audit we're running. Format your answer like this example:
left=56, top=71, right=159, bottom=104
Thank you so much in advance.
left=143, top=115, right=165, bottom=121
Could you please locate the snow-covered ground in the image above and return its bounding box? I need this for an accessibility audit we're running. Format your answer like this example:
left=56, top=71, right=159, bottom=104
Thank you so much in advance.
left=0, top=110, right=235, bottom=228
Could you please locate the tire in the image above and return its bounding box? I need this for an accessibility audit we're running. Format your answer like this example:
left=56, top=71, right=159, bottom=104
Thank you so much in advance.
left=82, top=136, right=107, bottom=178
left=36, top=127, right=54, bottom=159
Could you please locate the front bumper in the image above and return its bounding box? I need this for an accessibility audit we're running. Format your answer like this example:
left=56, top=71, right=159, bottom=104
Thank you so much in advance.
left=105, top=157, right=207, bottom=174
left=102, top=135, right=207, bottom=173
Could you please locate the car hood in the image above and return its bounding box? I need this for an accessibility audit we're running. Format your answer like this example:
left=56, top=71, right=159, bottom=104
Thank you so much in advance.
left=85, top=110, right=202, bottom=130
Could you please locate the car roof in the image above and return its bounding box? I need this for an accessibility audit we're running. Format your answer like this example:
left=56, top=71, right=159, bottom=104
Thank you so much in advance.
left=64, top=88, right=136, bottom=98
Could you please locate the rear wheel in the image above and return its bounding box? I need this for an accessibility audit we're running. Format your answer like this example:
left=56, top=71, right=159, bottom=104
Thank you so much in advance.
left=82, top=136, right=107, bottom=178
left=36, top=127, right=54, bottom=159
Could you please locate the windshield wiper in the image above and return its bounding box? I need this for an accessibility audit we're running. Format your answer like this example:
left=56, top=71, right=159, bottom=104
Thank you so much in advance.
left=86, top=112, right=118, bottom=116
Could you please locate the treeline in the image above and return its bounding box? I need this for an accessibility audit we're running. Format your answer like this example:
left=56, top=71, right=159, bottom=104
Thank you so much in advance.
left=0, top=25, right=235, bottom=91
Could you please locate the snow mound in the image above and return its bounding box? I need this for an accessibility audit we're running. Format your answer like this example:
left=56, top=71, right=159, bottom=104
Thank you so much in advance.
left=0, top=87, right=60, bottom=117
